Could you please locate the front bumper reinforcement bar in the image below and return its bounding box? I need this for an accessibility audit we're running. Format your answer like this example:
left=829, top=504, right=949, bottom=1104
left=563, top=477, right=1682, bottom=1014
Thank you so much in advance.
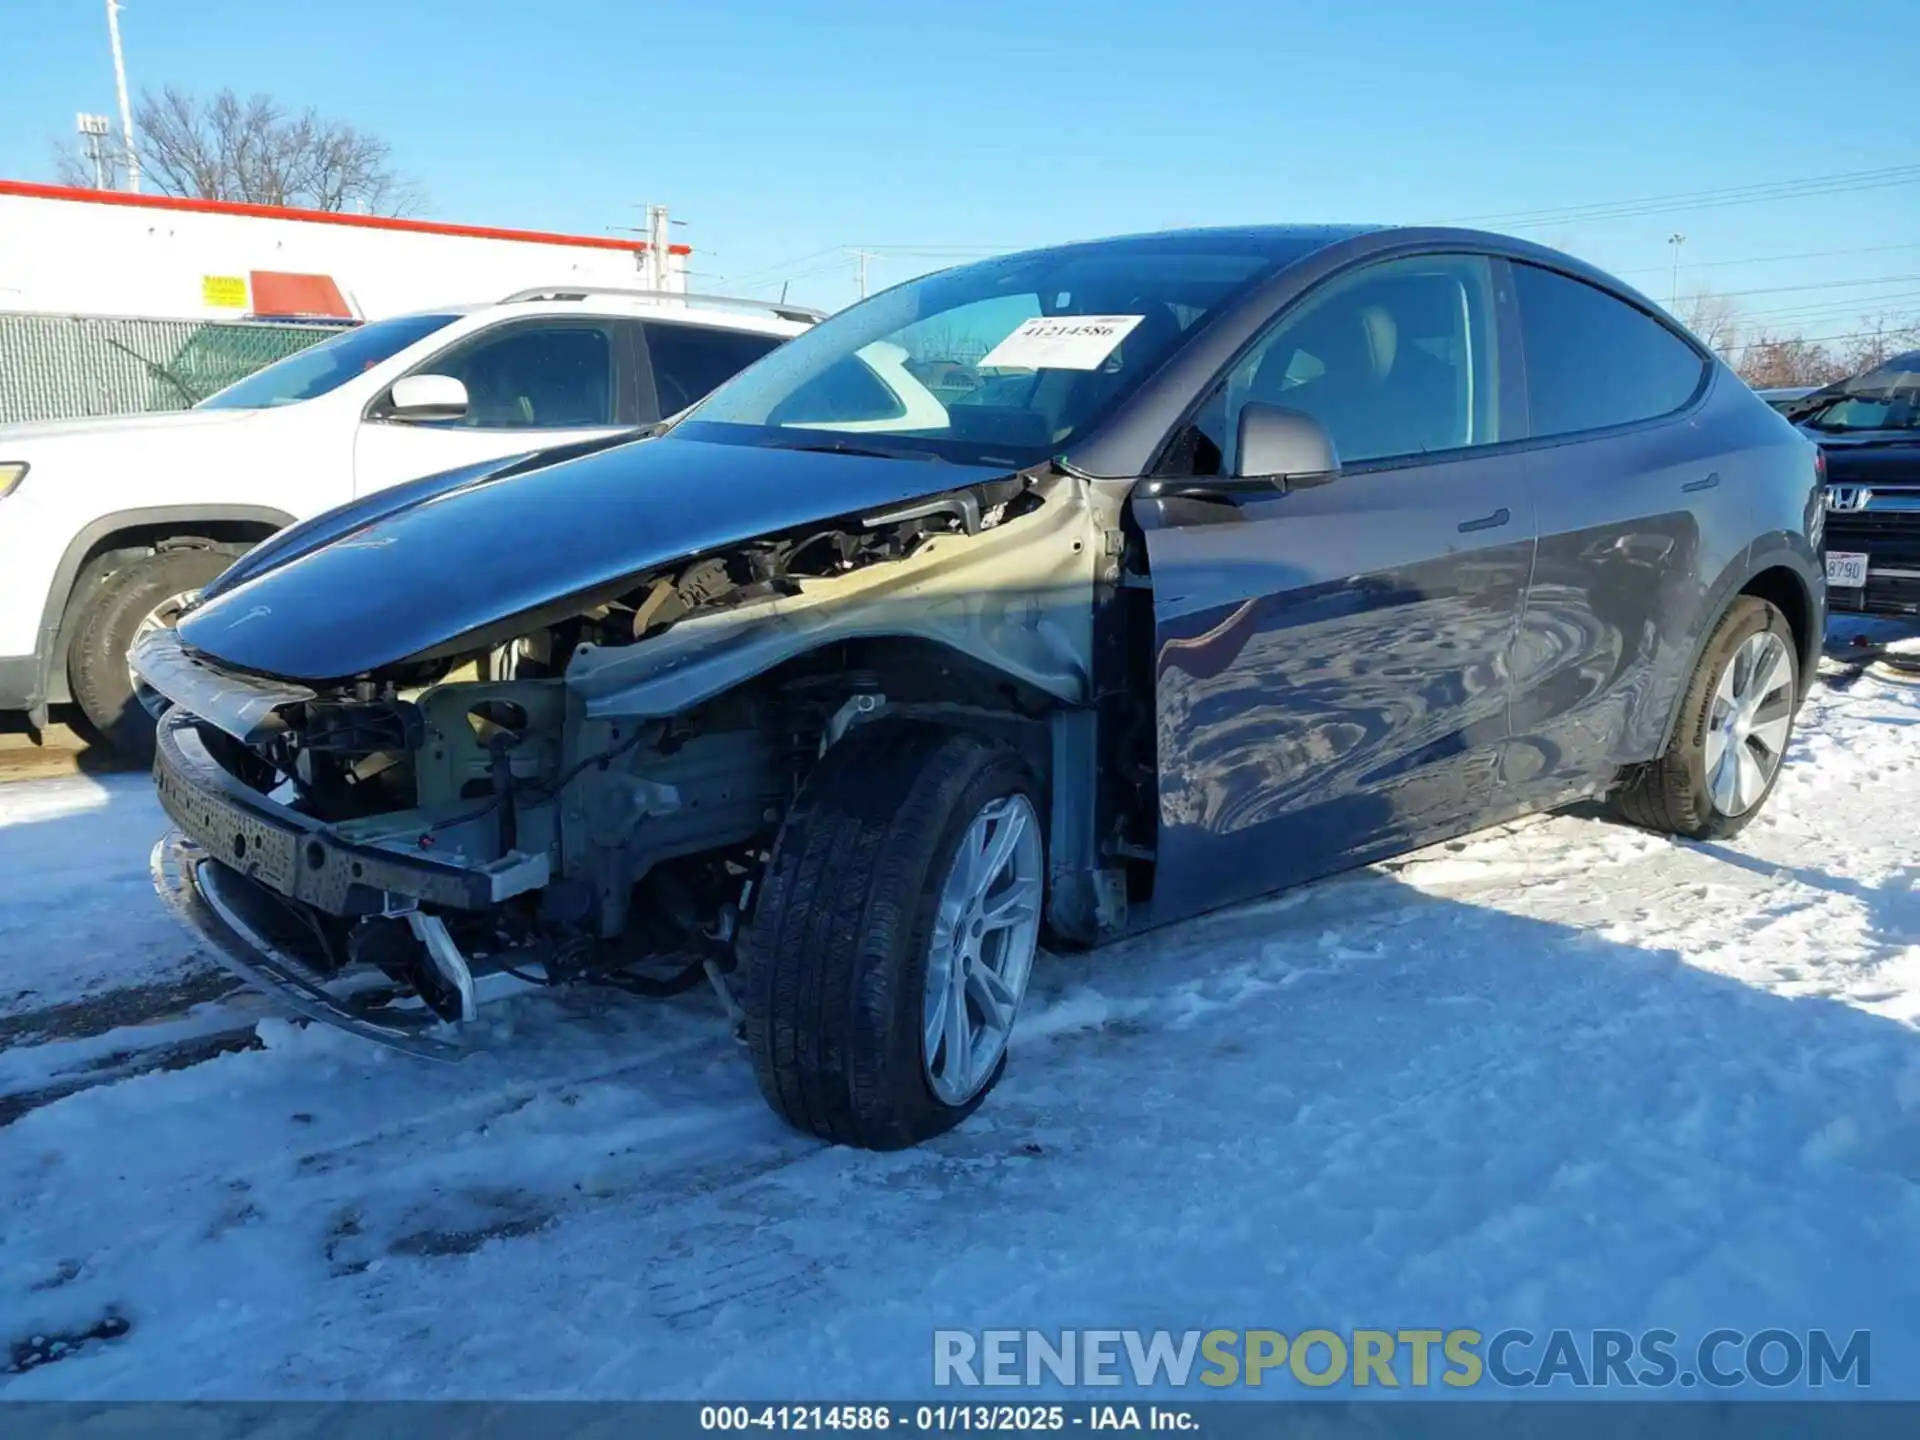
left=152, top=831, right=469, bottom=1060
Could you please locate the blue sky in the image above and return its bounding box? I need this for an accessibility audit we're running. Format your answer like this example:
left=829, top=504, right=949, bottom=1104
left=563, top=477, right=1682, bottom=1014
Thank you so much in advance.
left=5, top=0, right=1917, bottom=333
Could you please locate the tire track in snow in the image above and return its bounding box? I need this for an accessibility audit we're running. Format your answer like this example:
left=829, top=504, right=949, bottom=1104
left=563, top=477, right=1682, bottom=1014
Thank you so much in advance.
left=0, top=972, right=244, bottom=1051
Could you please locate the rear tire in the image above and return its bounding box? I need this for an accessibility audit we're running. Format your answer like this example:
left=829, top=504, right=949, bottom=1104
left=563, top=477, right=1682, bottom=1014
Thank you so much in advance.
left=1611, top=596, right=1798, bottom=840
left=743, top=721, right=1045, bottom=1150
left=68, top=547, right=231, bottom=762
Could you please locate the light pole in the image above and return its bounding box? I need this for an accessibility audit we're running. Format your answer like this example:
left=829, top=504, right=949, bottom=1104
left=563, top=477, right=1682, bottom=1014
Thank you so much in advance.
left=1667, top=232, right=1686, bottom=309
left=105, top=0, right=139, bottom=192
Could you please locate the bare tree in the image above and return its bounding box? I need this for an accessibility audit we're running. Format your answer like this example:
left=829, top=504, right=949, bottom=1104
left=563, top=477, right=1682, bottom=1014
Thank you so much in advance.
left=1675, top=287, right=1742, bottom=359
left=55, top=86, right=420, bottom=215
left=1834, top=313, right=1920, bottom=377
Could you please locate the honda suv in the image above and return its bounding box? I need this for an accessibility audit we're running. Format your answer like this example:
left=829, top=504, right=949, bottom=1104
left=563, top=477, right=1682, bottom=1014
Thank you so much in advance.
left=1787, top=351, right=1920, bottom=614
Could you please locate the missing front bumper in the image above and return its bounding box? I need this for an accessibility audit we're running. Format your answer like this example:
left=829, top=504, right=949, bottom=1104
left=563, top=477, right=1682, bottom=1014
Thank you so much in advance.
left=153, top=707, right=549, bottom=917
left=151, top=831, right=470, bottom=1059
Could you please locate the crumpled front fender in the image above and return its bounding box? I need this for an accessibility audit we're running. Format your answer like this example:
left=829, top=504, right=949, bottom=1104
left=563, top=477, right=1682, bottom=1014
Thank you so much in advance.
left=566, top=476, right=1104, bottom=719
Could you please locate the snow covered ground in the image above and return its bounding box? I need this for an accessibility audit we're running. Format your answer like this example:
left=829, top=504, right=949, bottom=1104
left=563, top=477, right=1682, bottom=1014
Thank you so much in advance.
left=1, top=622, right=1917, bottom=1400
left=0, top=770, right=225, bottom=1021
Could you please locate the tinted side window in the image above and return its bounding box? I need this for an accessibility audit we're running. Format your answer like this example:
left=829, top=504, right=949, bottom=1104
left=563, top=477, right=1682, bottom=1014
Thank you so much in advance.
left=1512, top=263, right=1706, bottom=437
left=1176, top=254, right=1503, bottom=474
left=423, top=322, right=616, bottom=428
left=644, top=322, right=783, bottom=416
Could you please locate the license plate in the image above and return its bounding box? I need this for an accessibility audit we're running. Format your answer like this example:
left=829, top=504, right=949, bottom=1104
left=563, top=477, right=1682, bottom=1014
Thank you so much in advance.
left=1826, top=551, right=1869, bottom=588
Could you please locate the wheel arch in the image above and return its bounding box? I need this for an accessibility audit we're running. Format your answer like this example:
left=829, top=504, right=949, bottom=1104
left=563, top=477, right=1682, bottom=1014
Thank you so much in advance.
left=1739, top=564, right=1819, bottom=693
left=611, top=630, right=1112, bottom=950
left=1653, top=548, right=1821, bottom=755
left=38, top=504, right=296, bottom=709
left=791, top=635, right=1115, bottom=948
left=746, top=634, right=1068, bottom=803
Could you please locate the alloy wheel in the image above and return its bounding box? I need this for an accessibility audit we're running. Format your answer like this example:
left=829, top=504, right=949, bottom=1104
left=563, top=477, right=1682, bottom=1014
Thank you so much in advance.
left=1704, top=630, right=1794, bottom=817
left=922, top=792, right=1044, bottom=1105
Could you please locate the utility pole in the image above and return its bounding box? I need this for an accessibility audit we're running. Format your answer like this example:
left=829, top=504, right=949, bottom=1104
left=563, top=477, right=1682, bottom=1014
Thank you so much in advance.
left=622, top=203, right=688, bottom=291
left=646, top=204, right=670, bottom=290
left=849, top=248, right=880, bottom=300
left=1667, top=232, right=1686, bottom=309
left=76, top=113, right=111, bottom=189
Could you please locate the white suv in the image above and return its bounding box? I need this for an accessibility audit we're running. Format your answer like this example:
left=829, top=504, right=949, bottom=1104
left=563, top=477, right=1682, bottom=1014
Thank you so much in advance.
left=0, top=287, right=817, bottom=755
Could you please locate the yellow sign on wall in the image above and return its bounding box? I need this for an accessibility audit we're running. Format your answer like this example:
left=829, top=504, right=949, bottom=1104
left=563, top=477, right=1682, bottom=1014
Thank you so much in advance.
left=201, top=275, right=248, bottom=309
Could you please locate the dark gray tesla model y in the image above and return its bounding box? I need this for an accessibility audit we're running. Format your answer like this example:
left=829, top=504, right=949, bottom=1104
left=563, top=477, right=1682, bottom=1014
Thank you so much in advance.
left=134, top=225, right=1826, bottom=1146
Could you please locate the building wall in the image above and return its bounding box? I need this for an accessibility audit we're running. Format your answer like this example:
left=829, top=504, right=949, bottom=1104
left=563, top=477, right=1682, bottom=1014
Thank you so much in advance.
left=0, top=183, right=684, bottom=322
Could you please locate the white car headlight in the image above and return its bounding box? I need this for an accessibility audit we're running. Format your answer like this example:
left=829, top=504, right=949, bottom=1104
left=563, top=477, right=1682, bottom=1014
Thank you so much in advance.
left=0, top=462, right=27, bottom=498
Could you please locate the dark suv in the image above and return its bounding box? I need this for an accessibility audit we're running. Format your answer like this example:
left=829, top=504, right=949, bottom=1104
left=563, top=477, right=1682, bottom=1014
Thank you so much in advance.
left=133, top=225, right=1825, bottom=1149
left=1787, top=352, right=1920, bottom=615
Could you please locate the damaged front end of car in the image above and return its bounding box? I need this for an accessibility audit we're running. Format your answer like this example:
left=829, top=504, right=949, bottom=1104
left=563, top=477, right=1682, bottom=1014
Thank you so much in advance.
left=134, top=453, right=1109, bottom=1056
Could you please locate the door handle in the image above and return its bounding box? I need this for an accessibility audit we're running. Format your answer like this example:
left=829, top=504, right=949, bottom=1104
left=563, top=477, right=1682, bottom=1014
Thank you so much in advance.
left=1682, top=471, right=1720, bottom=493
left=1457, top=507, right=1510, bottom=534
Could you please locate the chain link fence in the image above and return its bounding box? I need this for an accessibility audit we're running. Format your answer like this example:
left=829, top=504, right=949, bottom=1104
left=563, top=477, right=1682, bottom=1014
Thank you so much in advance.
left=0, top=312, right=349, bottom=425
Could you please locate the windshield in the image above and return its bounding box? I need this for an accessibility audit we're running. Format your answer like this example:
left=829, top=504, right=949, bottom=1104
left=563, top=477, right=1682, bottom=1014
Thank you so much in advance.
left=195, top=313, right=460, bottom=410
left=1802, top=395, right=1919, bottom=432
left=675, top=241, right=1285, bottom=468
left=1796, top=352, right=1920, bottom=432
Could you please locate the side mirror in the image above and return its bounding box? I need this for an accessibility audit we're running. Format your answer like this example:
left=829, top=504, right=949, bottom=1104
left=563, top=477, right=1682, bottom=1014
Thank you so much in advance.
left=384, top=374, right=468, bottom=423
left=1234, top=402, right=1340, bottom=485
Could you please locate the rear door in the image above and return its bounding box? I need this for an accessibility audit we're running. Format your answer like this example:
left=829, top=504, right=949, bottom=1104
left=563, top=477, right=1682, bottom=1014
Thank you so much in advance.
left=352, top=317, right=633, bottom=494
left=1501, top=261, right=1740, bottom=806
left=1138, top=252, right=1537, bottom=922
left=635, top=319, right=786, bottom=420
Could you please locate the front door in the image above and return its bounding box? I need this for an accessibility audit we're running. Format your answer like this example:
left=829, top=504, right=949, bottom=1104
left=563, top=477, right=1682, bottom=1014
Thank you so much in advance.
left=353, top=317, right=633, bottom=495
left=1137, top=252, right=1537, bottom=923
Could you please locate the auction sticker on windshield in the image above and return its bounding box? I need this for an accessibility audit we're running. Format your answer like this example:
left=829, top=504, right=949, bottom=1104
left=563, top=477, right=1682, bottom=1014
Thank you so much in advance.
left=979, top=315, right=1145, bottom=371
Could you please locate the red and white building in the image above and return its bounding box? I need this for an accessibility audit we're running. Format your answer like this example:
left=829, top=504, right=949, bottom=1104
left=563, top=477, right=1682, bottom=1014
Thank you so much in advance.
left=0, top=179, right=691, bottom=322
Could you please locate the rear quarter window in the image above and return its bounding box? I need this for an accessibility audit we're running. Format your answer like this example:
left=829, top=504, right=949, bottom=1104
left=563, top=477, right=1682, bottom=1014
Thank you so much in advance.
left=1513, top=262, right=1707, bottom=438
left=644, top=322, right=785, bottom=415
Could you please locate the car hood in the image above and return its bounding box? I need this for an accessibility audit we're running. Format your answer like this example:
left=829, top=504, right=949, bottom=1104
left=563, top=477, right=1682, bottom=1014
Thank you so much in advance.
left=1803, top=429, right=1920, bottom=484
left=0, top=407, right=264, bottom=448
left=195, top=441, right=586, bottom=602
left=176, top=433, right=1013, bottom=682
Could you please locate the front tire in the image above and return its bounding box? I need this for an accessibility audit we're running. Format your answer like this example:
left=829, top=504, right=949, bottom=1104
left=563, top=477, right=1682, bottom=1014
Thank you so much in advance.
left=69, top=547, right=231, bottom=761
left=744, top=721, right=1046, bottom=1150
left=1612, top=595, right=1799, bottom=840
